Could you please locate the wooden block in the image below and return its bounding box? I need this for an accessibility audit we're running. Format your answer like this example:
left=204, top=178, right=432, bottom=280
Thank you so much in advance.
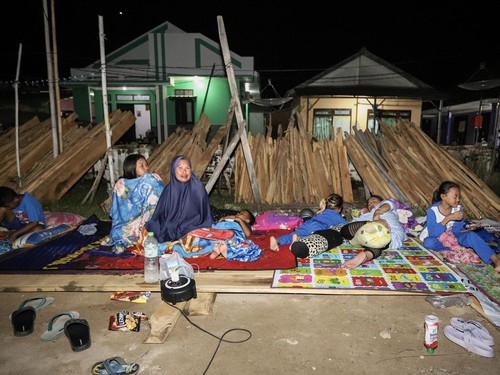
left=188, top=292, right=217, bottom=316
left=143, top=300, right=190, bottom=344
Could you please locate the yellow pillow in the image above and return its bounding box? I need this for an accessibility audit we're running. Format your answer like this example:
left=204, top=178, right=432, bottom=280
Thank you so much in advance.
left=350, top=222, right=391, bottom=249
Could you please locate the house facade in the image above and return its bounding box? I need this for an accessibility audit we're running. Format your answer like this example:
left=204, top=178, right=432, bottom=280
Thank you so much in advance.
left=66, top=21, right=262, bottom=143
left=287, top=48, right=443, bottom=139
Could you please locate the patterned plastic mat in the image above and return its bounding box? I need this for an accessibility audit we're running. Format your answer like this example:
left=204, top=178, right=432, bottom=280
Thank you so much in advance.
left=272, top=238, right=469, bottom=293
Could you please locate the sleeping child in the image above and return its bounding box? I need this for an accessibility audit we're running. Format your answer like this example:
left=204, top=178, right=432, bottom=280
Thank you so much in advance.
left=160, top=210, right=262, bottom=262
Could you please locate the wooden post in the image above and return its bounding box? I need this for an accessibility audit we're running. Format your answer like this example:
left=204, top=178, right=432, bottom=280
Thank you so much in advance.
left=215, top=16, right=261, bottom=205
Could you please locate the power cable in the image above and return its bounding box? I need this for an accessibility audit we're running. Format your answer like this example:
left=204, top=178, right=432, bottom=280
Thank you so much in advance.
left=166, top=301, right=252, bottom=375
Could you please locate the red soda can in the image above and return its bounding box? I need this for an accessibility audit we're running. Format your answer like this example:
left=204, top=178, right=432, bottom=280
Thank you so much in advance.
left=424, top=314, right=439, bottom=353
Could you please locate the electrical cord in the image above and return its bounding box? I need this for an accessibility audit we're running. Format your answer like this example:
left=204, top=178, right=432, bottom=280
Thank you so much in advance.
left=167, top=302, right=252, bottom=375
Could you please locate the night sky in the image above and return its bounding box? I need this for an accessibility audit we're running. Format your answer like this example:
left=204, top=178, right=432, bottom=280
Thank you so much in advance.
left=2, top=0, right=500, bottom=96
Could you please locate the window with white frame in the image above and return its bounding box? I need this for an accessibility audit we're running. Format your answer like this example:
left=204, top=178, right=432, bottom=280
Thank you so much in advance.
left=313, top=109, right=351, bottom=140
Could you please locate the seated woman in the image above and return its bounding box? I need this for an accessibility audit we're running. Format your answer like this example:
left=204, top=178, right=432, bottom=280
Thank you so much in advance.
left=146, top=155, right=213, bottom=242
left=269, top=193, right=347, bottom=251
left=161, top=210, right=262, bottom=262
left=108, top=154, right=164, bottom=253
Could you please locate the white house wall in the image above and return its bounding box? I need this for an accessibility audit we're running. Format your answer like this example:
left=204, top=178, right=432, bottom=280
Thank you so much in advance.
left=299, top=96, right=423, bottom=133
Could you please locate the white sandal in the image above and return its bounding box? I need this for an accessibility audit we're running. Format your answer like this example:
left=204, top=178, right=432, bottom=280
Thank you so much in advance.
left=450, top=317, right=494, bottom=346
left=444, top=325, right=494, bottom=357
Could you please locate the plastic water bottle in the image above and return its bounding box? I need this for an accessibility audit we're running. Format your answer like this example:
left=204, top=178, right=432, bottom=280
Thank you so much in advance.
left=143, top=232, right=159, bottom=283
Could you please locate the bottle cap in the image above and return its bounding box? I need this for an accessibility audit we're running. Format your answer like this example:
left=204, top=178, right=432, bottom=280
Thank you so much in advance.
left=148, top=232, right=154, bottom=236
left=426, top=347, right=435, bottom=354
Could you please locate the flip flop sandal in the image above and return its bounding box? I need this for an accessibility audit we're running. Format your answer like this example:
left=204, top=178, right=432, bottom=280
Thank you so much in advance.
left=444, top=325, right=494, bottom=358
left=9, top=296, right=54, bottom=320
left=40, top=311, right=80, bottom=341
left=450, top=317, right=495, bottom=346
left=11, top=306, right=36, bottom=337
left=64, top=318, right=91, bottom=352
left=92, top=357, right=139, bottom=375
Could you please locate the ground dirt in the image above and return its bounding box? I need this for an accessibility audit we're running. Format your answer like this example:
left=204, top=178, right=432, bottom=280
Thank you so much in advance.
left=1, top=292, right=500, bottom=375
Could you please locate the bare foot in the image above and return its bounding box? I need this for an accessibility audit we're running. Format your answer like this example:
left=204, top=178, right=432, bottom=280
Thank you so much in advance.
left=341, top=251, right=367, bottom=270
left=270, top=236, right=279, bottom=251
left=210, top=243, right=222, bottom=259
left=491, top=255, right=500, bottom=273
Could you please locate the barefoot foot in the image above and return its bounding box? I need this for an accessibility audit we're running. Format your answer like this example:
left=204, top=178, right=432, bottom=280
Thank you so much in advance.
left=270, top=236, right=279, bottom=251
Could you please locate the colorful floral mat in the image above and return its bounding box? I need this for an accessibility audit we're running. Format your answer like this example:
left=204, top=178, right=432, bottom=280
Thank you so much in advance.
left=272, top=238, right=469, bottom=293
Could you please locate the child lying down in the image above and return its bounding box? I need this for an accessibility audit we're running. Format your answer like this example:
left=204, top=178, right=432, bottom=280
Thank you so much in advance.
left=159, top=210, right=262, bottom=262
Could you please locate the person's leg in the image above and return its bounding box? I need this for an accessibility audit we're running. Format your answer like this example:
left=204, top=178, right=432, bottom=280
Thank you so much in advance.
left=340, top=221, right=368, bottom=240
left=456, top=231, right=497, bottom=268
left=290, top=229, right=343, bottom=258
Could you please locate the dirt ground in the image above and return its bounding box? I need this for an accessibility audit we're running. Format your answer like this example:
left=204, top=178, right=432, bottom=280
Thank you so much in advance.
left=1, top=291, right=499, bottom=374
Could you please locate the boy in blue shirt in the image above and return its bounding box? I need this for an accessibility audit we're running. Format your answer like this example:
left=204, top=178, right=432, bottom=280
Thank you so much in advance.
left=0, top=186, right=45, bottom=240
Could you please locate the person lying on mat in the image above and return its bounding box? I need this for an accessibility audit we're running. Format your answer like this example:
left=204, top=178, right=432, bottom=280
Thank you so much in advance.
left=352, top=194, right=406, bottom=250
left=107, top=154, right=164, bottom=254
left=419, top=181, right=500, bottom=272
left=0, top=186, right=45, bottom=241
left=146, top=155, right=213, bottom=242
left=269, top=193, right=347, bottom=251
left=160, top=210, right=262, bottom=262
left=290, top=220, right=392, bottom=269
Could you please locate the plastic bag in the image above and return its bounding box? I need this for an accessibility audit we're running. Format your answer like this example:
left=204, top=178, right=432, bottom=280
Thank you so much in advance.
left=159, top=252, right=195, bottom=280
left=425, top=293, right=472, bottom=308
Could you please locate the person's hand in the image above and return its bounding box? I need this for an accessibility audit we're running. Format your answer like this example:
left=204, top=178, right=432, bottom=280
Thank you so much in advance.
left=0, top=230, right=15, bottom=240
left=449, top=211, right=463, bottom=221
left=376, top=219, right=390, bottom=230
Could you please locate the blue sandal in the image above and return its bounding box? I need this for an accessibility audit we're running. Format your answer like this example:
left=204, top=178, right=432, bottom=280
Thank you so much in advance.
left=91, top=357, right=139, bottom=374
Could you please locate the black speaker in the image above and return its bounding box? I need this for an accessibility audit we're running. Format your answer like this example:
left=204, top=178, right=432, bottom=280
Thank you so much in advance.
left=160, top=276, right=197, bottom=305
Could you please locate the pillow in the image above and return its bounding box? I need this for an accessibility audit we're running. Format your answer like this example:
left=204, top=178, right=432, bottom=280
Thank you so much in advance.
left=44, top=212, right=86, bottom=227
left=350, top=221, right=391, bottom=249
left=252, top=211, right=303, bottom=231
left=12, top=224, right=74, bottom=249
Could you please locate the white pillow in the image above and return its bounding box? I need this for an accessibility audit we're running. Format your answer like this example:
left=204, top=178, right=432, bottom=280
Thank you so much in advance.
left=12, top=224, right=73, bottom=249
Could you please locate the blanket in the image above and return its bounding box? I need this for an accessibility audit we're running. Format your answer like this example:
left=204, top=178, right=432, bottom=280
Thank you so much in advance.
left=457, top=263, right=500, bottom=305
left=272, top=238, right=469, bottom=293
left=0, top=216, right=296, bottom=273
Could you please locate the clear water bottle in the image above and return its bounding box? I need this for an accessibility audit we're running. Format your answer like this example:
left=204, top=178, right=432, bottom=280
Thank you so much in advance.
left=143, top=232, right=159, bottom=283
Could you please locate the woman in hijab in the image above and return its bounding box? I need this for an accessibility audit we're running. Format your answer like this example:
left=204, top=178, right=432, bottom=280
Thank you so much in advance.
left=146, top=155, right=213, bottom=242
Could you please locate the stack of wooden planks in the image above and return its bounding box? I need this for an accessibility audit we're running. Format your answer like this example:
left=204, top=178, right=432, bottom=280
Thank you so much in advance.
left=146, top=113, right=229, bottom=182
left=0, top=110, right=136, bottom=201
left=345, top=121, right=500, bottom=220
left=233, top=126, right=353, bottom=205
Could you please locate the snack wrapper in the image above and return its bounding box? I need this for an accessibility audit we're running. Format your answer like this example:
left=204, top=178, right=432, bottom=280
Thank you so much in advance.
left=108, top=310, right=141, bottom=332
left=110, top=291, right=151, bottom=303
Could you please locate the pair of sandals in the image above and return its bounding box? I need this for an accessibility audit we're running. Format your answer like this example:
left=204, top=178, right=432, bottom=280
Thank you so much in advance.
left=443, top=317, right=495, bottom=357
left=92, top=357, right=140, bottom=375
left=10, top=296, right=91, bottom=352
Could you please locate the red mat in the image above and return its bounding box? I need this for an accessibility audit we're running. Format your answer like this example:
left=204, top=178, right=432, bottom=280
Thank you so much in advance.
left=23, top=228, right=297, bottom=273
left=184, top=229, right=297, bottom=271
